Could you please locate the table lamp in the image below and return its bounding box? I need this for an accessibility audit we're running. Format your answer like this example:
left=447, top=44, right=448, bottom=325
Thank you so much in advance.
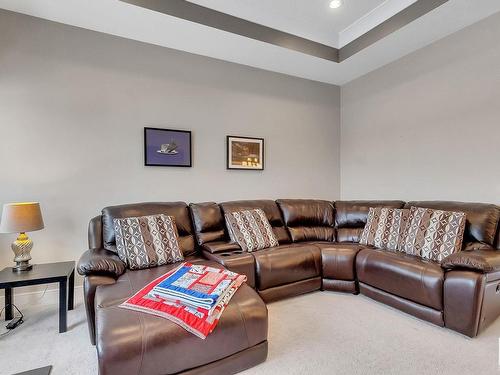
left=0, top=202, right=44, bottom=272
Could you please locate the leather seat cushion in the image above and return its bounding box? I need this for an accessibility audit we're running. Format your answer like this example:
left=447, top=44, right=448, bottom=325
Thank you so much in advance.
left=313, top=242, right=367, bottom=281
left=94, top=258, right=267, bottom=375
left=253, top=244, right=321, bottom=290
left=356, top=248, right=444, bottom=310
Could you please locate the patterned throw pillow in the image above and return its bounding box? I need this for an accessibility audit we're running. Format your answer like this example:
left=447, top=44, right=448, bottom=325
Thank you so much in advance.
left=359, top=207, right=410, bottom=250
left=399, top=206, right=466, bottom=262
left=224, top=209, right=279, bottom=252
left=114, top=214, right=184, bottom=270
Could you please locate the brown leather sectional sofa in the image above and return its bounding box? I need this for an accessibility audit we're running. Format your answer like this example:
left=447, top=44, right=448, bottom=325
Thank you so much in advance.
left=78, top=199, right=500, bottom=375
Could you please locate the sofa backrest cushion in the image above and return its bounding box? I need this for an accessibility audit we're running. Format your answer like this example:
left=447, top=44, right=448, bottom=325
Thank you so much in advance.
left=102, top=202, right=196, bottom=256
left=405, top=201, right=500, bottom=248
left=334, top=200, right=406, bottom=243
left=219, top=200, right=291, bottom=244
left=189, top=202, right=225, bottom=245
left=276, top=199, right=335, bottom=242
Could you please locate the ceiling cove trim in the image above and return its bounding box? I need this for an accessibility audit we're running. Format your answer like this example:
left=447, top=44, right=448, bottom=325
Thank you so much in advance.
left=339, top=0, right=450, bottom=61
left=338, top=0, right=419, bottom=48
left=119, top=0, right=449, bottom=63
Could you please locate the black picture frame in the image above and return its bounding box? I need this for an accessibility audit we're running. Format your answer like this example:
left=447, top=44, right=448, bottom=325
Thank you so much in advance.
left=144, top=127, right=192, bottom=167
left=226, top=135, right=265, bottom=170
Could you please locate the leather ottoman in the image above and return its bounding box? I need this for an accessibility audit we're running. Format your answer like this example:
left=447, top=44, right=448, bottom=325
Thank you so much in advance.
left=94, top=261, right=268, bottom=375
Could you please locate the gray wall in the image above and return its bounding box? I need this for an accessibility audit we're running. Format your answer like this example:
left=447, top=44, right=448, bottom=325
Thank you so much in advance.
left=341, top=12, right=500, bottom=203
left=0, top=10, right=341, bottom=272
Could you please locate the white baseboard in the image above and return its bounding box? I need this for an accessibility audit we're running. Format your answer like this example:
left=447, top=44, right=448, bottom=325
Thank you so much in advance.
left=0, top=285, right=83, bottom=308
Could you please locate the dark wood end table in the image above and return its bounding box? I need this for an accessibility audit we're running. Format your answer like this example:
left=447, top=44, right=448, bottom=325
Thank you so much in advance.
left=0, top=261, right=75, bottom=333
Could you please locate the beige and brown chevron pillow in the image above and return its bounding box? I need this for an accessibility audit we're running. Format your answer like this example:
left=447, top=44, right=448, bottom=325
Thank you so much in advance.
left=398, top=206, right=466, bottom=262
left=360, top=207, right=410, bottom=250
left=114, top=214, right=184, bottom=270
left=225, top=208, right=279, bottom=252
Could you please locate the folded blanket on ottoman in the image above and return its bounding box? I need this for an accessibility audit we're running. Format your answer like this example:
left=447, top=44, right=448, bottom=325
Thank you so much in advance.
left=120, top=263, right=247, bottom=338
left=149, top=263, right=240, bottom=311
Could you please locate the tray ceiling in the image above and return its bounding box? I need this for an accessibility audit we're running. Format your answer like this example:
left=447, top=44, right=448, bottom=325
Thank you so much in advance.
left=1, top=0, right=499, bottom=85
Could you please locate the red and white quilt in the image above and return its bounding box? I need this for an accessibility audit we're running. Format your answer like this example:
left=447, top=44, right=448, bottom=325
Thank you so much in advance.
left=120, top=263, right=247, bottom=339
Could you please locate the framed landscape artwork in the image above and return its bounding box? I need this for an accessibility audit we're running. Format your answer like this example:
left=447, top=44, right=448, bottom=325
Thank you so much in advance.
left=144, top=127, right=192, bottom=167
left=227, top=136, right=264, bottom=170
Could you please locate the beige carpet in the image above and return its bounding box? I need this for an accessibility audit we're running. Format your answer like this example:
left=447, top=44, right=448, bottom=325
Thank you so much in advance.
left=2, top=291, right=500, bottom=375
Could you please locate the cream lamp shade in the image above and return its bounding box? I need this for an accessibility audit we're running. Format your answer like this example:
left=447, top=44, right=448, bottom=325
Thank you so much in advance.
left=0, top=202, right=44, bottom=233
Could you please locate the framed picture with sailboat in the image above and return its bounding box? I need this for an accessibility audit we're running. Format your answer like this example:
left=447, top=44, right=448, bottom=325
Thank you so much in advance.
left=144, top=127, right=192, bottom=167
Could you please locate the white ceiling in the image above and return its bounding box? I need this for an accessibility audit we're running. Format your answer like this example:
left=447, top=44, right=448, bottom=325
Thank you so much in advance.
left=1, top=0, right=500, bottom=85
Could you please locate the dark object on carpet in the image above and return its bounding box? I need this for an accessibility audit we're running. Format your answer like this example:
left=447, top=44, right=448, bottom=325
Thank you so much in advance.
left=13, top=366, right=52, bottom=375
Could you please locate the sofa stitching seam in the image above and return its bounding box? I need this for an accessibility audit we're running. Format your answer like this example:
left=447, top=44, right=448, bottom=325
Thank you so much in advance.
left=306, top=245, right=320, bottom=276
left=236, top=296, right=251, bottom=348
left=419, top=264, right=429, bottom=310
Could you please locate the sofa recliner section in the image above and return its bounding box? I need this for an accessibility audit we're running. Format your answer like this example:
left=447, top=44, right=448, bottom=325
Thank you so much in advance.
left=219, top=200, right=325, bottom=301
left=78, top=198, right=500, bottom=375
left=346, top=200, right=500, bottom=337
left=190, top=200, right=327, bottom=302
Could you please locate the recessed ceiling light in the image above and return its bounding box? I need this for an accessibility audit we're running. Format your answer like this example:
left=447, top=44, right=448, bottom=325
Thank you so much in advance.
left=330, top=0, right=343, bottom=9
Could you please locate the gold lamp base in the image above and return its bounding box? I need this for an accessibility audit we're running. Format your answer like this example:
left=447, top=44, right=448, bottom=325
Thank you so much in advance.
left=12, top=232, right=34, bottom=272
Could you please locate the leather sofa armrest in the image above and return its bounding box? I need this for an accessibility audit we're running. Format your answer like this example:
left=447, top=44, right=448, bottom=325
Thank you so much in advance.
left=83, top=275, right=116, bottom=345
left=442, top=249, right=500, bottom=273
left=77, top=248, right=126, bottom=278
left=201, top=241, right=241, bottom=254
